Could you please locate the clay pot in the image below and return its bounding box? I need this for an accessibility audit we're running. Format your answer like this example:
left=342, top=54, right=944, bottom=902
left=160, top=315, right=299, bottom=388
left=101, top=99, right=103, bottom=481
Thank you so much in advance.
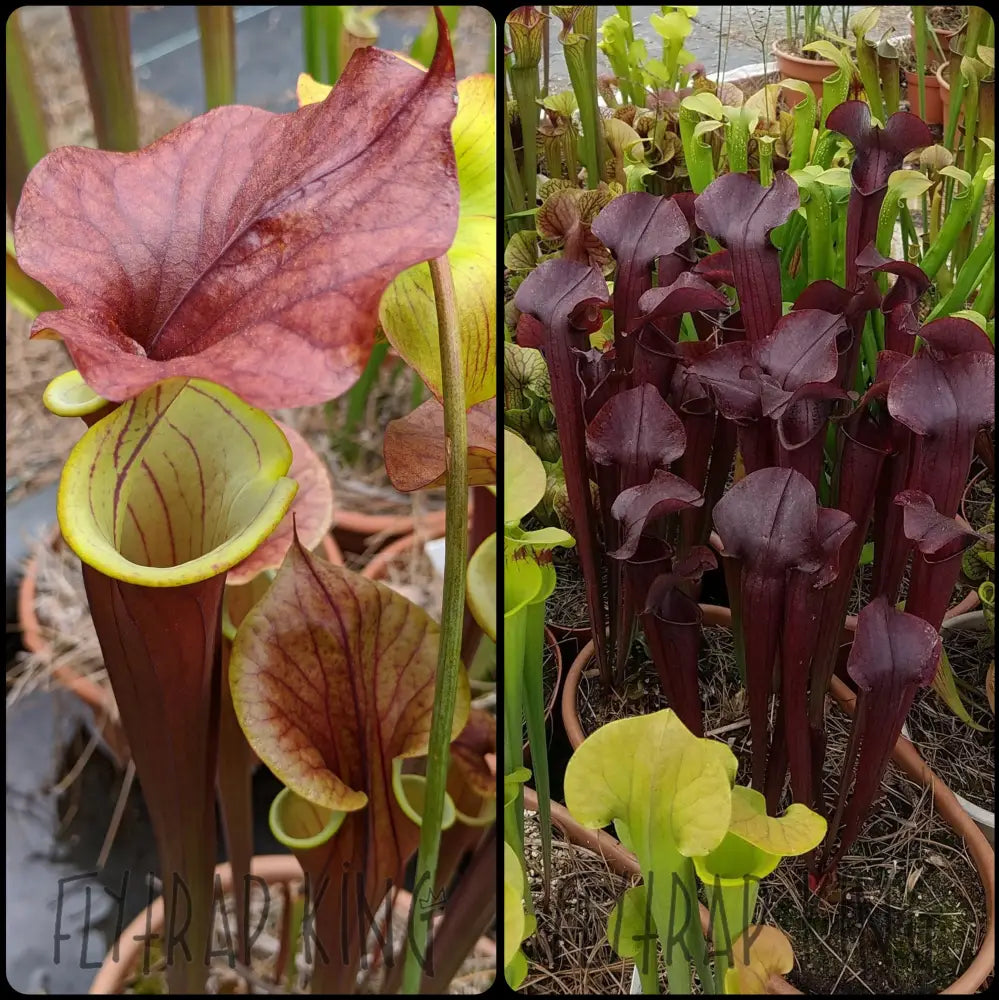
left=359, top=527, right=444, bottom=582
left=937, top=610, right=995, bottom=845
left=906, top=68, right=945, bottom=124
left=908, top=8, right=967, bottom=67
left=89, top=855, right=496, bottom=994
left=18, top=531, right=344, bottom=766
left=542, top=627, right=564, bottom=722
left=961, top=465, right=993, bottom=529
left=19, top=530, right=127, bottom=763
left=331, top=507, right=445, bottom=556
left=773, top=40, right=838, bottom=104
left=552, top=605, right=996, bottom=994
left=937, top=61, right=968, bottom=129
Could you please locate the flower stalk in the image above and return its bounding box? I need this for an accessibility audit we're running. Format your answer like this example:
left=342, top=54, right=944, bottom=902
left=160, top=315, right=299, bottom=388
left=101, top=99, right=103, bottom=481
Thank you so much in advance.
left=400, top=253, right=468, bottom=994
left=69, top=5, right=138, bottom=152
left=197, top=5, right=236, bottom=108
left=5, top=11, right=48, bottom=211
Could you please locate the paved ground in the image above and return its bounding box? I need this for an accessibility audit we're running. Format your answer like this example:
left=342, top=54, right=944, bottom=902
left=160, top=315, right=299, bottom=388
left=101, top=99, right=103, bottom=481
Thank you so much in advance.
left=538, top=5, right=911, bottom=91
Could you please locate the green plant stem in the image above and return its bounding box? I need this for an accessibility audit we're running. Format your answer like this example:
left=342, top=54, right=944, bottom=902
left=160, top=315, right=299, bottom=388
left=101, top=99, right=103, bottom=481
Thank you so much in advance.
left=973, top=255, right=995, bottom=317
left=504, top=605, right=527, bottom=845
left=563, top=31, right=602, bottom=187
left=927, top=216, right=995, bottom=321
left=541, top=5, right=550, bottom=97
left=899, top=203, right=921, bottom=258
left=400, top=255, right=468, bottom=995
left=6, top=11, right=48, bottom=211
left=339, top=338, right=389, bottom=462
left=920, top=153, right=993, bottom=279
left=855, top=34, right=884, bottom=123
left=812, top=128, right=840, bottom=169
left=522, top=597, right=552, bottom=897
left=302, top=6, right=324, bottom=80
left=322, top=4, right=343, bottom=83
left=6, top=247, right=60, bottom=320
left=788, top=89, right=816, bottom=172
left=819, top=70, right=850, bottom=130
left=283, top=891, right=305, bottom=987
left=803, top=186, right=831, bottom=284
left=69, top=5, right=139, bottom=151
left=197, top=6, right=236, bottom=108
left=759, top=137, right=774, bottom=186
left=725, top=115, right=752, bottom=173
left=509, top=63, right=540, bottom=207
left=504, top=73, right=527, bottom=226
left=944, top=10, right=986, bottom=150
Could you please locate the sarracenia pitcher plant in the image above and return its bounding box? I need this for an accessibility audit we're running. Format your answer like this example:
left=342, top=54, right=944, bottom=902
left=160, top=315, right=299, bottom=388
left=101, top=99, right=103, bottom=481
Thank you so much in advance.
left=14, top=10, right=499, bottom=992
left=566, top=709, right=826, bottom=994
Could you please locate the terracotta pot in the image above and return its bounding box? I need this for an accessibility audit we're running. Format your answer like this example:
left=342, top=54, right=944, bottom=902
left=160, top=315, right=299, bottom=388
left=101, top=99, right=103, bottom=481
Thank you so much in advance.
left=331, top=507, right=440, bottom=556
left=90, top=855, right=496, bottom=994
left=961, top=465, right=993, bottom=529
left=551, top=606, right=996, bottom=994
left=522, top=630, right=564, bottom=765
left=542, top=626, right=564, bottom=722
left=359, top=526, right=445, bottom=582
left=906, top=68, right=945, bottom=124
left=937, top=61, right=965, bottom=129
left=18, top=529, right=128, bottom=765
left=937, top=610, right=995, bottom=845
left=909, top=8, right=967, bottom=68
left=773, top=40, right=838, bottom=104
left=18, top=531, right=344, bottom=766
left=90, top=854, right=301, bottom=994
left=543, top=618, right=592, bottom=663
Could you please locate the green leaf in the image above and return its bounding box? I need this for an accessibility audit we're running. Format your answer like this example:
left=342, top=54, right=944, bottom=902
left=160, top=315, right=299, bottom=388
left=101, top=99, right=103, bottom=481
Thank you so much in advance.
left=505, top=429, right=547, bottom=523
left=564, top=709, right=737, bottom=857
left=802, top=40, right=854, bottom=77
left=725, top=786, right=826, bottom=856
left=885, top=168, right=933, bottom=202
left=933, top=646, right=987, bottom=731
left=848, top=7, right=880, bottom=38
left=380, top=74, right=496, bottom=407
left=681, top=91, right=724, bottom=120
left=467, top=534, right=498, bottom=643
left=607, top=884, right=655, bottom=961
left=540, top=89, right=579, bottom=116
left=650, top=10, right=692, bottom=43
left=505, top=229, right=540, bottom=271
left=504, top=842, right=530, bottom=972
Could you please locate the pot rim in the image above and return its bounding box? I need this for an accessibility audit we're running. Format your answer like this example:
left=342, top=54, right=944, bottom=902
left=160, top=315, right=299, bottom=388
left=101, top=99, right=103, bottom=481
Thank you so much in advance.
left=556, top=605, right=996, bottom=994
left=90, top=855, right=496, bottom=994
left=543, top=626, right=564, bottom=721
left=359, top=526, right=446, bottom=582
left=906, top=7, right=970, bottom=34
left=960, top=465, right=993, bottom=528
left=771, top=37, right=837, bottom=66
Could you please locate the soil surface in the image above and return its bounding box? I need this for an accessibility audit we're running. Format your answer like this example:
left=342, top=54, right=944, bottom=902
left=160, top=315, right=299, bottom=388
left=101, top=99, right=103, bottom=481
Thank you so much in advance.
left=906, top=624, right=994, bottom=807
left=546, top=545, right=607, bottom=633
left=283, top=359, right=446, bottom=525
left=765, top=700, right=988, bottom=995
left=532, top=645, right=990, bottom=994
left=119, top=878, right=494, bottom=994
left=522, top=810, right=636, bottom=995
left=927, top=6, right=969, bottom=32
